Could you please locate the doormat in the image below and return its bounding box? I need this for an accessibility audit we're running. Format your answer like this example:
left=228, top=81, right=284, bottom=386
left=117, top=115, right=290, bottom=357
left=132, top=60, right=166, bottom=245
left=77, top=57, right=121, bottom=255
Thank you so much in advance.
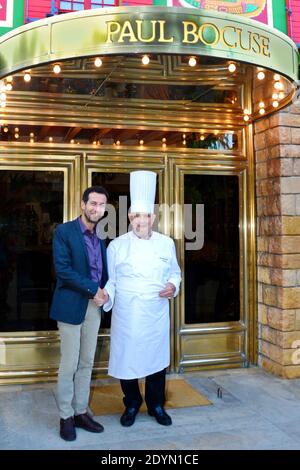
left=89, top=379, right=211, bottom=415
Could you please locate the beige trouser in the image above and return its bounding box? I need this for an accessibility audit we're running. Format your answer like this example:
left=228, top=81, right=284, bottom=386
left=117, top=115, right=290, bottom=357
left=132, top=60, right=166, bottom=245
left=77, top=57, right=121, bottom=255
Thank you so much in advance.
left=56, top=300, right=101, bottom=419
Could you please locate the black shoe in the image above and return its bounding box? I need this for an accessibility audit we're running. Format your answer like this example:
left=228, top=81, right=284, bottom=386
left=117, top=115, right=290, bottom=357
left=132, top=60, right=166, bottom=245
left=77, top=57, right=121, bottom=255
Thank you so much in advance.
left=148, top=406, right=172, bottom=426
left=120, top=407, right=140, bottom=427
left=74, top=413, right=104, bottom=433
left=60, top=416, right=76, bottom=441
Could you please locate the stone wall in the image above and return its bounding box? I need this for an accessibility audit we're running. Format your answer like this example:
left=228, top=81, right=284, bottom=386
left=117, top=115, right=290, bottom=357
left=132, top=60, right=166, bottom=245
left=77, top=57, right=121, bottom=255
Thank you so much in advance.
left=255, top=99, right=300, bottom=378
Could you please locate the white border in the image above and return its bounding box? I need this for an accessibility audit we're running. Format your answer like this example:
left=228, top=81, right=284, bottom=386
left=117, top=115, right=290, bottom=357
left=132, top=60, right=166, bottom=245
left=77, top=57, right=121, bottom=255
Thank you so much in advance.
left=0, top=0, right=14, bottom=28
left=267, top=0, right=273, bottom=27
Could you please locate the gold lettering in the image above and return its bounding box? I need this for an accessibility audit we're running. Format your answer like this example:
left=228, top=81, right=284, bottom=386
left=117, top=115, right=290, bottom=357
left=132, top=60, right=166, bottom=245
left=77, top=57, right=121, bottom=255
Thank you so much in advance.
left=221, top=26, right=237, bottom=48
left=106, top=21, right=121, bottom=43
left=136, top=20, right=156, bottom=43
left=251, top=32, right=261, bottom=55
left=158, top=20, right=174, bottom=43
left=261, top=35, right=270, bottom=57
left=236, top=28, right=251, bottom=51
left=118, top=20, right=137, bottom=43
left=182, top=21, right=198, bottom=44
left=198, top=23, right=220, bottom=46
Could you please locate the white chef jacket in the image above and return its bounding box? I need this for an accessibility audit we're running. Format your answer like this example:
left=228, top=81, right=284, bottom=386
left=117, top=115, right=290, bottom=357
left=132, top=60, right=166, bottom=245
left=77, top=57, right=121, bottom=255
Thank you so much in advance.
left=104, top=230, right=181, bottom=379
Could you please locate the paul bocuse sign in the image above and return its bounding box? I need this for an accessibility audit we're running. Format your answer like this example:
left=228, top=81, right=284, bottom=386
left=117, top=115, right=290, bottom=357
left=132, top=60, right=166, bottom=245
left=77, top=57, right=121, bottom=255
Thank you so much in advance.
left=105, top=17, right=271, bottom=58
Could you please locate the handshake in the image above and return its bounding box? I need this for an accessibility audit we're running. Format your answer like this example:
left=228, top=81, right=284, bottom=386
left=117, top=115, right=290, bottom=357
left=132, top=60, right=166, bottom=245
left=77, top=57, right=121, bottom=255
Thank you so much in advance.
left=93, top=287, right=109, bottom=307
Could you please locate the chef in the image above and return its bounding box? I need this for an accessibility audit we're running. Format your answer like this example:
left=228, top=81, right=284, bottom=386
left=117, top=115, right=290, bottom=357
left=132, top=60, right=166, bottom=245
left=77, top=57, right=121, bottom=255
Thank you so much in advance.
left=103, top=170, right=181, bottom=427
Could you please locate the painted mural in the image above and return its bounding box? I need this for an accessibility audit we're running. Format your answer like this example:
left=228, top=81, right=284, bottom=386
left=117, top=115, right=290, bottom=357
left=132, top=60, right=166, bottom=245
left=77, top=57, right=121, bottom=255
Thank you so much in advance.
left=0, top=0, right=13, bottom=27
left=173, top=0, right=267, bottom=17
left=161, top=0, right=272, bottom=25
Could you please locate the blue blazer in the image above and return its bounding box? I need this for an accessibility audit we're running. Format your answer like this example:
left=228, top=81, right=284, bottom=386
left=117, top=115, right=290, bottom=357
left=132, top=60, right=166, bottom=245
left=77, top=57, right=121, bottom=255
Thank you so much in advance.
left=50, top=219, right=108, bottom=325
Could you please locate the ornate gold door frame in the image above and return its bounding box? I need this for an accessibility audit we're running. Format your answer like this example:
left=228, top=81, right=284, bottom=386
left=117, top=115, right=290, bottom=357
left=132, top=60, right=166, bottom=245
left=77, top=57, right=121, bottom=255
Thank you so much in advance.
left=0, top=139, right=255, bottom=383
left=169, top=155, right=252, bottom=371
left=0, top=147, right=79, bottom=384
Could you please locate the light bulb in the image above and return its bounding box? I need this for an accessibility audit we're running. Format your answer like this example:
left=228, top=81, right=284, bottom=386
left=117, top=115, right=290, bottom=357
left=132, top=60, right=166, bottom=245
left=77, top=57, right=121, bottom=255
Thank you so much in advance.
left=274, top=81, right=283, bottom=90
left=228, top=63, right=236, bottom=73
left=188, top=57, right=197, bottom=67
left=24, top=73, right=31, bottom=82
left=142, top=55, right=150, bottom=65
left=53, top=64, right=61, bottom=74
left=94, top=57, right=102, bottom=68
left=257, top=71, right=265, bottom=80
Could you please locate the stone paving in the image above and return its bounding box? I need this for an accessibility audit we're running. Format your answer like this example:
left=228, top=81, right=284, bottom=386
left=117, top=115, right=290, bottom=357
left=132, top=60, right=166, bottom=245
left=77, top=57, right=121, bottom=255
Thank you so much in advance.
left=1, top=367, right=300, bottom=450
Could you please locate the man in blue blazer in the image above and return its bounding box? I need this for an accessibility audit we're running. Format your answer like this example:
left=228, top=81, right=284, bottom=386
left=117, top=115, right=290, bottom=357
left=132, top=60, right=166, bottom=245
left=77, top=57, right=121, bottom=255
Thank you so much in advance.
left=50, top=185, right=109, bottom=442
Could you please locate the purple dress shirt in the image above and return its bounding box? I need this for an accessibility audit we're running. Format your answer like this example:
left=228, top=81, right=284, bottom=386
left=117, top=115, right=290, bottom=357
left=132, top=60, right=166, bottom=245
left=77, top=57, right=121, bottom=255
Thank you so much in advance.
left=78, top=217, right=102, bottom=285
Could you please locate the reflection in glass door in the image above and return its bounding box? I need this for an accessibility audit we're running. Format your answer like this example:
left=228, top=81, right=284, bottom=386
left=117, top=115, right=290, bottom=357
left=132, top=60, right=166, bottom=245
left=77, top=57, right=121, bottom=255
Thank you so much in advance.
left=0, top=170, right=64, bottom=332
left=184, top=174, right=240, bottom=325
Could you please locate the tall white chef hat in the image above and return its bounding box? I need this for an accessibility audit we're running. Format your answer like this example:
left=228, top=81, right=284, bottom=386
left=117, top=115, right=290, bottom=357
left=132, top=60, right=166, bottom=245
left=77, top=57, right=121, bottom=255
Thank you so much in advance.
left=130, top=170, right=157, bottom=214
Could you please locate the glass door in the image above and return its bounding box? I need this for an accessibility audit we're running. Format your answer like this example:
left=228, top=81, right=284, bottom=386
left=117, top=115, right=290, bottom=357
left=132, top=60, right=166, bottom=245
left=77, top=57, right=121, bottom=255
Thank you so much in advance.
left=170, top=158, right=251, bottom=371
left=0, top=153, right=78, bottom=383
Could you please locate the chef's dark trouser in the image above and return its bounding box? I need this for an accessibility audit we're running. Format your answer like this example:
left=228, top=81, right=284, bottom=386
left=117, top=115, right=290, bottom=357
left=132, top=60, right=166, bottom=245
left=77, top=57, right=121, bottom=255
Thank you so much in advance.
left=120, top=368, right=166, bottom=410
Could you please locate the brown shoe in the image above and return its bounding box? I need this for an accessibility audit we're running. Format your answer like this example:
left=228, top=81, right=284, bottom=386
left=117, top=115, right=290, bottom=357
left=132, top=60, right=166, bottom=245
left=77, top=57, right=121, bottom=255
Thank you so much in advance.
left=74, top=413, right=104, bottom=433
left=60, top=416, right=76, bottom=441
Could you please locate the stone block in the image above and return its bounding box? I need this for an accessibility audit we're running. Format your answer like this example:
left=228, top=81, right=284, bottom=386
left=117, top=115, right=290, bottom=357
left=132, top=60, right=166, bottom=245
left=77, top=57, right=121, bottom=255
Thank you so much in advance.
left=254, top=118, right=270, bottom=133
left=296, top=195, right=300, bottom=215
left=282, top=216, right=300, bottom=235
left=269, top=236, right=300, bottom=254
left=255, top=149, right=268, bottom=163
left=256, top=162, right=267, bottom=179
left=254, top=133, right=266, bottom=150
left=281, top=177, right=300, bottom=194
left=270, top=268, right=297, bottom=287
left=261, top=341, right=294, bottom=365
left=291, top=128, right=300, bottom=144
left=266, top=306, right=295, bottom=331
left=258, top=302, right=268, bottom=324
left=277, top=287, right=300, bottom=309
left=280, top=195, right=296, bottom=215
left=260, top=356, right=300, bottom=378
left=257, top=266, right=271, bottom=284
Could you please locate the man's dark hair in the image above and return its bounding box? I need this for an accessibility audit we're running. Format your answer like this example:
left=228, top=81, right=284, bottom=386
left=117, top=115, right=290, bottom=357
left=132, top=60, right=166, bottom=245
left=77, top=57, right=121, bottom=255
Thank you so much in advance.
left=82, top=186, right=109, bottom=203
